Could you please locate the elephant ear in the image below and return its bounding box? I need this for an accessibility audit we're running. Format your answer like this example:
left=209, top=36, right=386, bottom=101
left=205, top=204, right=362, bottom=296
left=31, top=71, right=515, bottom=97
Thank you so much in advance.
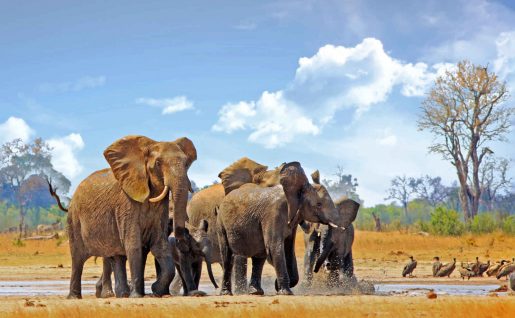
left=280, top=162, right=309, bottom=225
left=218, top=157, right=268, bottom=195
left=311, top=170, right=320, bottom=185
left=174, top=137, right=197, bottom=168
left=103, top=135, right=156, bottom=202
left=335, top=197, right=360, bottom=229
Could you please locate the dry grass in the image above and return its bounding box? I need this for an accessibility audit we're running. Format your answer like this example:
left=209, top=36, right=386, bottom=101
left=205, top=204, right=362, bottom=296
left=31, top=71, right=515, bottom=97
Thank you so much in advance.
left=2, top=295, right=515, bottom=318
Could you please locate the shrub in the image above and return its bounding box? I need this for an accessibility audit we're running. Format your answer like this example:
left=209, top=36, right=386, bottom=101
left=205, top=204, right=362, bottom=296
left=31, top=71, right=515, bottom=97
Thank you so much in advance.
left=501, top=216, right=515, bottom=235
left=429, top=207, right=464, bottom=236
left=470, top=213, right=497, bottom=234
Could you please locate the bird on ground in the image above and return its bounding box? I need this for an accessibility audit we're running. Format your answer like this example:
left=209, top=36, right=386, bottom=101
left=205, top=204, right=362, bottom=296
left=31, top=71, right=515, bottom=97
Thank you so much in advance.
left=435, top=258, right=456, bottom=277
left=402, top=256, right=417, bottom=278
left=432, top=256, right=442, bottom=277
left=459, top=262, right=475, bottom=280
left=477, top=259, right=490, bottom=277
left=497, top=259, right=515, bottom=280
left=486, top=260, right=508, bottom=277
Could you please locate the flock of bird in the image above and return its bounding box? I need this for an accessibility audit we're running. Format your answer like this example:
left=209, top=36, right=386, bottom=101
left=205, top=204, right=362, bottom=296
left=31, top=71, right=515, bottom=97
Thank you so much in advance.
left=402, top=256, right=515, bottom=280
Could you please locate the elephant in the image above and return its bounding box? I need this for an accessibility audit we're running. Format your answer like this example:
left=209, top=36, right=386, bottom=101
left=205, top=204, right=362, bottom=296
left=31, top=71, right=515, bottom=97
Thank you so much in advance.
left=169, top=219, right=218, bottom=295
left=216, top=162, right=349, bottom=296
left=301, top=193, right=360, bottom=288
left=66, top=135, right=197, bottom=299
left=183, top=157, right=284, bottom=294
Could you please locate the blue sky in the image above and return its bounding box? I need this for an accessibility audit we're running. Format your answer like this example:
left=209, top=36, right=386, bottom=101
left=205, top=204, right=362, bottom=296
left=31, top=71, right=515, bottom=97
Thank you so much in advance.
left=1, top=0, right=514, bottom=205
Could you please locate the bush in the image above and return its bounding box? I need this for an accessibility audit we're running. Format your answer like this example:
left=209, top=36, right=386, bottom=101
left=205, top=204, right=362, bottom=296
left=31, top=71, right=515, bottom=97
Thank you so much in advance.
left=429, top=207, right=464, bottom=236
left=470, top=213, right=497, bottom=234
left=501, top=216, right=515, bottom=235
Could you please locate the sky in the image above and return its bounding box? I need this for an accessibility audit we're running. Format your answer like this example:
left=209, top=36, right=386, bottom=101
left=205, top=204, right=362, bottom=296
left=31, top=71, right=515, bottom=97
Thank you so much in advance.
left=1, top=0, right=515, bottom=206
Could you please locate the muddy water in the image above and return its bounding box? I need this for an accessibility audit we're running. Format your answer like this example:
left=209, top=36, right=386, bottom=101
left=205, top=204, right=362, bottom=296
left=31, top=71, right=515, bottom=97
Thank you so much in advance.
left=0, top=280, right=507, bottom=297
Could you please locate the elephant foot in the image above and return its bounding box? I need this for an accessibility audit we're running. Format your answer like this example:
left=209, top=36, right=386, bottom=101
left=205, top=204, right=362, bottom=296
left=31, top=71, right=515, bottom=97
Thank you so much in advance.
left=220, top=289, right=233, bottom=296
left=248, top=285, right=264, bottom=296
left=100, top=289, right=115, bottom=298
left=95, top=280, right=102, bottom=298
left=151, top=283, right=170, bottom=297
left=276, top=288, right=293, bottom=296
left=234, top=286, right=248, bottom=295
left=66, top=293, right=82, bottom=299
left=188, top=290, right=207, bottom=297
left=129, top=290, right=144, bottom=298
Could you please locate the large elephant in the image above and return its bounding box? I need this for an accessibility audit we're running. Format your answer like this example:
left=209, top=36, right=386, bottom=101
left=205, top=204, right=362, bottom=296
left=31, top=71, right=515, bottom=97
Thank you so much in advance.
left=309, top=197, right=360, bottom=288
left=183, top=157, right=283, bottom=294
left=217, top=162, right=347, bottom=295
left=66, top=135, right=197, bottom=299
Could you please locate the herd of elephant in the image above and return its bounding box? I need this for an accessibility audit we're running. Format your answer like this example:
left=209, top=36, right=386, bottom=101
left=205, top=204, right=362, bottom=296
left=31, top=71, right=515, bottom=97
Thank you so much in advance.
left=49, top=135, right=361, bottom=299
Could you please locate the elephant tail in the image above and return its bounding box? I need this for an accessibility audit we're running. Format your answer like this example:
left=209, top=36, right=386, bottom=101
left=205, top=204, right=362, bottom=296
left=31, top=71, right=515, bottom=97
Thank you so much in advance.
left=45, top=177, right=69, bottom=212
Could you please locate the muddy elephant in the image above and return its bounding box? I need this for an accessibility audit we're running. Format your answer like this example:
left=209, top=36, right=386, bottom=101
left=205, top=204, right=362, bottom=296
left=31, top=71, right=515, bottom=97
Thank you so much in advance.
left=169, top=219, right=218, bottom=295
left=217, top=162, right=348, bottom=295
left=66, top=135, right=197, bottom=299
left=184, top=157, right=283, bottom=294
left=301, top=171, right=360, bottom=288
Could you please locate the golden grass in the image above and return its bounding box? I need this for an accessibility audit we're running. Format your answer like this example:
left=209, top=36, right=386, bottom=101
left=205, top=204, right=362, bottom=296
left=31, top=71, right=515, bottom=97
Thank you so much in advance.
left=2, top=295, right=515, bottom=318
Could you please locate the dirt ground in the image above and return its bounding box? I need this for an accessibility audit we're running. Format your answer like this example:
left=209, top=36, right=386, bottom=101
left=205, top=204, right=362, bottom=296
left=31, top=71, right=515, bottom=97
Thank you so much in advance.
left=0, top=230, right=514, bottom=317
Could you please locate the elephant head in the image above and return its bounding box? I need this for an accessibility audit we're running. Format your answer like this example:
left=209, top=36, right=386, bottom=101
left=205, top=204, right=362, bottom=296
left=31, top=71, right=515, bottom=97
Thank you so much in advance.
left=279, top=162, right=344, bottom=228
left=103, top=135, right=197, bottom=239
left=218, top=157, right=284, bottom=195
left=314, top=196, right=360, bottom=273
left=188, top=219, right=218, bottom=289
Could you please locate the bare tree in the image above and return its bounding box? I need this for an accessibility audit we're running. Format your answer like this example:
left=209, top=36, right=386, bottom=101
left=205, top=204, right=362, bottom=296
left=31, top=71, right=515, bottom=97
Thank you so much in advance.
left=480, top=157, right=511, bottom=211
left=322, top=165, right=359, bottom=201
left=371, top=212, right=382, bottom=232
left=418, top=60, right=513, bottom=219
left=385, top=175, right=420, bottom=219
left=415, top=175, right=449, bottom=207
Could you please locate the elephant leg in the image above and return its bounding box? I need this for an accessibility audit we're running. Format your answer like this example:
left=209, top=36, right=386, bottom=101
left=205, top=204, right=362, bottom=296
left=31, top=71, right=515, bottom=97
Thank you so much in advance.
left=150, top=242, right=174, bottom=297
left=126, top=247, right=145, bottom=297
left=177, top=266, right=189, bottom=296
left=284, top=235, right=299, bottom=289
left=113, top=255, right=130, bottom=298
left=248, top=257, right=265, bottom=295
left=68, top=252, right=88, bottom=299
left=170, top=272, right=183, bottom=296
left=342, top=250, right=354, bottom=278
left=96, top=257, right=114, bottom=298
left=270, top=243, right=292, bottom=295
left=233, top=256, right=248, bottom=295
left=193, top=261, right=202, bottom=290
left=219, top=228, right=233, bottom=296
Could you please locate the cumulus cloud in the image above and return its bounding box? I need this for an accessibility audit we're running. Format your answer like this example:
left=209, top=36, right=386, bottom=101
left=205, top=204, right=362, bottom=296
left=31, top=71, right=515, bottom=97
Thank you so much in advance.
left=0, top=117, right=34, bottom=144
left=213, top=38, right=449, bottom=148
left=47, top=133, right=85, bottom=180
left=39, top=76, right=106, bottom=93
left=136, top=96, right=194, bottom=115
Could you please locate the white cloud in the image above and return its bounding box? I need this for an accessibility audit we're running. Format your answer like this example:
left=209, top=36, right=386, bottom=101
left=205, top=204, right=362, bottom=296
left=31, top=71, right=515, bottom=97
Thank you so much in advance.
left=47, top=133, right=85, bottom=180
left=136, top=96, right=194, bottom=115
left=213, top=38, right=448, bottom=147
left=39, top=76, right=106, bottom=93
left=0, top=117, right=34, bottom=144
left=494, top=31, right=515, bottom=81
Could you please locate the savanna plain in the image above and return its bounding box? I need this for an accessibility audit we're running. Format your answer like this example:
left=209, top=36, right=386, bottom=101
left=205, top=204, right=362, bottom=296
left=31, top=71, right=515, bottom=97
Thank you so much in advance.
left=0, top=230, right=514, bottom=317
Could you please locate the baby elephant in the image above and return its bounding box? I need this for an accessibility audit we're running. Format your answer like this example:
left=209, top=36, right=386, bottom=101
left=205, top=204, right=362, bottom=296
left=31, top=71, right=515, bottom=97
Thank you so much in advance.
left=169, top=219, right=219, bottom=296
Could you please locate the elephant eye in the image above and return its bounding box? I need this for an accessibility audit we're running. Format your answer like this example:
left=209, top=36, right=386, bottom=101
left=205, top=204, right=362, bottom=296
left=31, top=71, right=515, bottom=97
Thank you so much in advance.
left=155, top=160, right=161, bottom=167
left=316, top=202, right=322, bottom=208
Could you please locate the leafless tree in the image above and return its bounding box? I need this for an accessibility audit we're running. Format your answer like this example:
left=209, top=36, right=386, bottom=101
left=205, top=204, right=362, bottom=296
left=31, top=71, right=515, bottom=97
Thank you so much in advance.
left=418, top=60, right=513, bottom=219
left=385, top=175, right=420, bottom=219
left=480, top=157, right=511, bottom=211
left=415, top=175, right=449, bottom=207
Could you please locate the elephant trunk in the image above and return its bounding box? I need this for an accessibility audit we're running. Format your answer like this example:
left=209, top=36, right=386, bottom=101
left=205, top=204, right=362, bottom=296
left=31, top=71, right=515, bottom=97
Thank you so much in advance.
left=314, top=229, right=334, bottom=273
left=205, top=257, right=219, bottom=289
left=170, top=176, right=189, bottom=239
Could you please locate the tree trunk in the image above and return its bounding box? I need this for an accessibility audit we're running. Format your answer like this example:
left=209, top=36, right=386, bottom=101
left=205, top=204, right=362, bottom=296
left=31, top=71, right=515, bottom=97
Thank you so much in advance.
left=403, top=202, right=408, bottom=221
left=455, top=161, right=471, bottom=220
left=18, top=204, right=25, bottom=240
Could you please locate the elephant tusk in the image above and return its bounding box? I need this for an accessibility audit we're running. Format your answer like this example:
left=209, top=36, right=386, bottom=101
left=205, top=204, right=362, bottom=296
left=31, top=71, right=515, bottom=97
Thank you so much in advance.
left=329, top=222, right=345, bottom=230
left=149, top=185, right=169, bottom=203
